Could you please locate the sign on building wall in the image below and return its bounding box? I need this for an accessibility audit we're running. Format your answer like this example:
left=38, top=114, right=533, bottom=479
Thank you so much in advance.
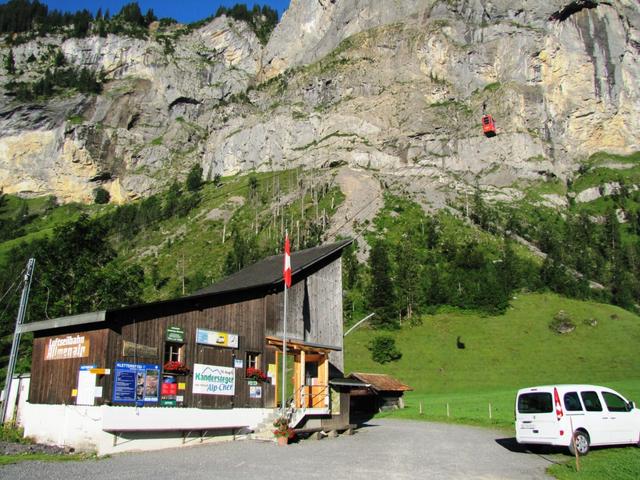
left=192, top=364, right=235, bottom=396
left=249, top=386, right=262, bottom=399
left=44, top=335, right=90, bottom=360
left=112, top=362, right=160, bottom=404
left=76, top=365, right=96, bottom=406
left=166, top=326, right=185, bottom=342
left=195, top=329, right=239, bottom=349
left=122, top=340, right=158, bottom=358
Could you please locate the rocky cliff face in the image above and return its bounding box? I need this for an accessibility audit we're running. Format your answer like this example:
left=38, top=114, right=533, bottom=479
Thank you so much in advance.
left=0, top=0, right=638, bottom=204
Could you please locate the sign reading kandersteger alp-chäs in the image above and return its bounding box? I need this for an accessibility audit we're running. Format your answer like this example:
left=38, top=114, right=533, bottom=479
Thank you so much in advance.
left=192, top=364, right=235, bottom=395
left=45, top=335, right=90, bottom=360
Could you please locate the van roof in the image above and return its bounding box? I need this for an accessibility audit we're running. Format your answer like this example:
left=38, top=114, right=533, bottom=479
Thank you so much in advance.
left=517, top=385, right=613, bottom=393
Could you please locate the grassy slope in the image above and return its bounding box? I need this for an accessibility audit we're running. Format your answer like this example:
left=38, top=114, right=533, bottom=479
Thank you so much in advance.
left=0, top=168, right=343, bottom=303
left=547, top=448, right=640, bottom=479
left=344, top=292, right=640, bottom=427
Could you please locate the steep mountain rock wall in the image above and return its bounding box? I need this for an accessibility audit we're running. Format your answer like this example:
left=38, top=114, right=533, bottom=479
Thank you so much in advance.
left=0, top=1, right=638, bottom=204
left=0, top=16, right=261, bottom=202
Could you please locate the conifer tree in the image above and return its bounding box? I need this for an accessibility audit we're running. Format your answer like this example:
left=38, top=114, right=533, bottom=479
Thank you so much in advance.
left=367, top=241, right=397, bottom=328
left=5, top=49, right=16, bottom=75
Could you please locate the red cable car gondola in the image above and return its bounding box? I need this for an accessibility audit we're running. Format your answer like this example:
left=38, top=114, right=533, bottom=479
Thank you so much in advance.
left=482, top=114, right=496, bottom=137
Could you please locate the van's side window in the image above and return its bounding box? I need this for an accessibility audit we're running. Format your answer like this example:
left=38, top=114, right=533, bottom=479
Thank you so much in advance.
left=602, top=391, right=627, bottom=412
left=564, top=392, right=583, bottom=411
left=580, top=391, right=603, bottom=411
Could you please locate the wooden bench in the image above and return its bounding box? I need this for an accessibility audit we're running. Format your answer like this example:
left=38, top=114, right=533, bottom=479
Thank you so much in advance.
left=104, top=425, right=251, bottom=447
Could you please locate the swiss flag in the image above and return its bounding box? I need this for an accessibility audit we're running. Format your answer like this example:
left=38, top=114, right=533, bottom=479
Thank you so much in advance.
left=554, top=387, right=563, bottom=421
left=283, top=233, right=292, bottom=288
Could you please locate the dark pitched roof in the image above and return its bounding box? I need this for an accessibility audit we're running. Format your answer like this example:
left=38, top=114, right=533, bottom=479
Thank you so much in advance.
left=19, top=239, right=352, bottom=334
left=348, top=373, right=413, bottom=392
left=195, top=239, right=352, bottom=296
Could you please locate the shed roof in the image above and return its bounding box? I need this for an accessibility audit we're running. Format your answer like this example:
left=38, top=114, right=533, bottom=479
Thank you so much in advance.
left=348, top=373, right=413, bottom=392
left=19, top=239, right=352, bottom=334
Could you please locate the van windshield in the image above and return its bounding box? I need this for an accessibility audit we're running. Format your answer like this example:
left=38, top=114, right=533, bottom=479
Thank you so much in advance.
left=518, top=392, right=553, bottom=414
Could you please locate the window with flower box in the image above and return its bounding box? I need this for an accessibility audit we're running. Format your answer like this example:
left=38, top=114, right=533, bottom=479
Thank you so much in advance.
left=246, top=352, right=260, bottom=374
left=163, top=342, right=187, bottom=374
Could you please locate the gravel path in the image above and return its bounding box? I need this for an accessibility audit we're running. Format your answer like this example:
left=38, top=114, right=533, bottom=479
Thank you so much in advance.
left=0, top=419, right=557, bottom=480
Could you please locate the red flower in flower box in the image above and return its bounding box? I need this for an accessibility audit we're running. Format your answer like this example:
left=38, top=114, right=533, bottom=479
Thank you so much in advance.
left=246, top=367, right=268, bottom=382
left=163, top=361, right=190, bottom=374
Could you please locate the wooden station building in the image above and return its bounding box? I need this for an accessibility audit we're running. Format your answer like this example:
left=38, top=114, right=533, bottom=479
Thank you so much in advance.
left=19, top=239, right=353, bottom=450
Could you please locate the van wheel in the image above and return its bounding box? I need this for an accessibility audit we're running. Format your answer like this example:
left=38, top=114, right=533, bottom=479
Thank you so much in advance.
left=568, top=431, right=590, bottom=456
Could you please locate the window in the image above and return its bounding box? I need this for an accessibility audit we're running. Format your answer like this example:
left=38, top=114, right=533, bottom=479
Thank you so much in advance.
left=246, top=351, right=260, bottom=370
left=580, top=391, right=603, bottom=411
left=602, top=391, right=628, bottom=412
left=518, top=393, right=552, bottom=414
left=163, top=342, right=184, bottom=363
left=564, top=392, right=583, bottom=411
left=305, top=362, right=318, bottom=384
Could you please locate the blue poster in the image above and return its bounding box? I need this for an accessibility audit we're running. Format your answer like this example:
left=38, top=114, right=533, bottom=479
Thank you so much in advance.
left=112, top=362, right=160, bottom=404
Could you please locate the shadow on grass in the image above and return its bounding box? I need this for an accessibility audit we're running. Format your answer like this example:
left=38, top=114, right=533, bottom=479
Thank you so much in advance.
left=495, top=437, right=567, bottom=464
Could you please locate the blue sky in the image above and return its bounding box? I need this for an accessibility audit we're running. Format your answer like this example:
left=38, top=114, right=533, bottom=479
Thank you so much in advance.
left=1, top=1, right=292, bottom=24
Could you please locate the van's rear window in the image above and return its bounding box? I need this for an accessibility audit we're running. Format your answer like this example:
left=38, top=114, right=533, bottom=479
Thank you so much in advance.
left=518, top=393, right=553, bottom=413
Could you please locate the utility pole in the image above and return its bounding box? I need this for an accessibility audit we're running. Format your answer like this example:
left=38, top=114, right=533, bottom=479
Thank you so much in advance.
left=1, top=258, right=35, bottom=424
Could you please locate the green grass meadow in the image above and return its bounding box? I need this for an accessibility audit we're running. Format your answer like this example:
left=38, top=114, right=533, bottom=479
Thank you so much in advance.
left=345, top=292, right=640, bottom=427
left=547, top=447, right=640, bottom=480
left=345, top=292, right=640, bottom=477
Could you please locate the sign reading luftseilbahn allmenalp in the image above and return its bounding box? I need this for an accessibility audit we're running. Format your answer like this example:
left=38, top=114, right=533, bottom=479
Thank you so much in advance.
left=44, top=335, right=90, bottom=360
left=192, top=364, right=235, bottom=395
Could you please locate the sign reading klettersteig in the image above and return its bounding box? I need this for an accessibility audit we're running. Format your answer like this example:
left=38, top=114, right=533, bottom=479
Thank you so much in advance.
left=44, top=335, right=90, bottom=360
left=192, top=364, right=235, bottom=396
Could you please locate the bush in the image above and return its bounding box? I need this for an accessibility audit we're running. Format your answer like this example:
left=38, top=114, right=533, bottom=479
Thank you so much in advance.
left=368, top=335, right=402, bottom=364
left=0, top=422, right=30, bottom=444
left=93, top=187, right=110, bottom=204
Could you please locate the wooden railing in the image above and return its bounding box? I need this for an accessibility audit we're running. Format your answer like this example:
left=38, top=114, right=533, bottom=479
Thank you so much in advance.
left=293, top=384, right=329, bottom=409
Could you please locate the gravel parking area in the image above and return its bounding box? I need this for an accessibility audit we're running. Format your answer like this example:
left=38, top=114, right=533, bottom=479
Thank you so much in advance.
left=0, top=419, right=557, bottom=479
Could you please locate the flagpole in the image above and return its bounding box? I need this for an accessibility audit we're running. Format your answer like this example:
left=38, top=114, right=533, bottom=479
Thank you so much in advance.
left=281, top=280, right=288, bottom=414
left=281, top=231, right=290, bottom=415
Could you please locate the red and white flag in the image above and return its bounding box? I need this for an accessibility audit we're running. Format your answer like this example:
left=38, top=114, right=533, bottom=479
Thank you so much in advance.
left=283, top=233, right=292, bottom=288
left=554, top=387, right=563, bottom=421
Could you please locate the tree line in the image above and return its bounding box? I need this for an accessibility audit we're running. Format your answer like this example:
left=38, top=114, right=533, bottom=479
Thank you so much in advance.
left=0, top=0, right=156, bottom=38
left=343, top=189, right=640, bottom=332
left=1, top=1, right=279, bottom=43
left=345, top=197, right=537, bottom=330
left=467, top=186, right=640, bottom=311
left=214, top=4, right=279, bottom=44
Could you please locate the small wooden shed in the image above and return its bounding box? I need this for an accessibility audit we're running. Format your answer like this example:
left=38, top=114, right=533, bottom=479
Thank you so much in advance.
left=348, top=372, right=412, bottom=413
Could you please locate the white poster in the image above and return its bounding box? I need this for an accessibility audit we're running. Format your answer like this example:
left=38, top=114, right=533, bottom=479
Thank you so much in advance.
left=77, top=365, right=96, bottom=405
left=192, top=364, right=235, bottom=396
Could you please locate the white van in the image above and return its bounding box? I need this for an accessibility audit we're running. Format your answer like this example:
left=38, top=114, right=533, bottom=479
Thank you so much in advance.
left=515, top=385, right=640, bottom=455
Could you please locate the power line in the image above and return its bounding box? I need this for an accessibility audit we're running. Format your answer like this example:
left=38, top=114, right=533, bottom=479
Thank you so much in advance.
left=0, top=267, right=26, bottom=307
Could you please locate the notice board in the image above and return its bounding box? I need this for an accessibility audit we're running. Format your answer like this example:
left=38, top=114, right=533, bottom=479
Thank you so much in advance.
left=112, top=362, right=160, bottom=404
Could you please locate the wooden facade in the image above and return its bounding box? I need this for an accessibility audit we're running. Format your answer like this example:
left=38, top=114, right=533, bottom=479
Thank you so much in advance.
left=25, top=241, right=350, bottom=417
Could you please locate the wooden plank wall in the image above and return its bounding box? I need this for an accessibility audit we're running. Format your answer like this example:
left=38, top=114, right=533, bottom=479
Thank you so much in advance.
left=112, top=295, right=274, bottom=409
left=266, top=257, right=344, bottom=373
left=307, top=259, right=344, bottom=371
left=29, top=329, right=111, bottom=404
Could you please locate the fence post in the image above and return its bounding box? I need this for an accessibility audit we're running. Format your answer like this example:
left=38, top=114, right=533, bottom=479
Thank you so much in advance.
left=419, top=401, right=423, bottom=415
left=446, top=403, right=450, bottom=418
left=489, top=403, right=492, bottom=419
